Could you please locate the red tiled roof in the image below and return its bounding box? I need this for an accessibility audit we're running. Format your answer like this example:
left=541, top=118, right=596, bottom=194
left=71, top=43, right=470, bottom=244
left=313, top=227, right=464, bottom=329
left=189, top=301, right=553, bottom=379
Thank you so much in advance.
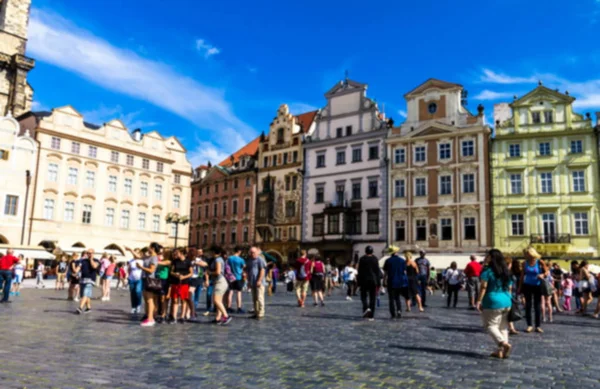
left=197, top=165, right=208, bottom=170
left=219, top=136, right=261, bottom=167
left=296, top=110, right=318, bottom=133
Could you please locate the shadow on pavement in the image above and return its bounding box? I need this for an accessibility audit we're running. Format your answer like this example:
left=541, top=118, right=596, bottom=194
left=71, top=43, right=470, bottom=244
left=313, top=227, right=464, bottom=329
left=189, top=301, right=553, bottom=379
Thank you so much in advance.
left=429, top=325, right=482, bottom=333
left=390, top=345, right=485, bottom=359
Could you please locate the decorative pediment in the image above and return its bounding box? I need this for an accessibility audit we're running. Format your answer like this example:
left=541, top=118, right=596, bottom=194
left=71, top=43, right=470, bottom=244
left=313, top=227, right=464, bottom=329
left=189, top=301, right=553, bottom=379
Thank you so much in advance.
left=123, top=169, right=135, bottom=176
left=47, top=153, right=63, bottom=160
left=43, top=188, right=59, bottom=195
left=324, top=79, right=367, bottom=97
left=104, top=197, right=118, bottom=203
left=84, top=161, right=98, bottom=168
left=392, top=209, right=408, bottom=218
left=165, top=136, right=186, bottom=152
left=105, top=119, right=127, bottom=129
left=54, top=105, right=83, bottom=117
left=439, top=206, right=455, bottom=217
left=64, top=191, right=78, bottom=198
left=67, top=157, right=82, bottom=165
left=404, top=78, right=462, bottom=98
left=409, top=123, right=455, bottom=138
left=121, top=200, right=134, bottom=206
left=413, top=207, right=428, bottom=217
left=81, top=194, right=96, bottom=201
left=512, top=85, right=575, bottom=107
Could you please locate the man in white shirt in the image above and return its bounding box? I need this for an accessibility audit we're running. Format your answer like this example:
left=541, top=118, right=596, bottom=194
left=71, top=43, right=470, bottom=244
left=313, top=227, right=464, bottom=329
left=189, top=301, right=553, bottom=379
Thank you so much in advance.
left=343, top=264, right=358, bottom=300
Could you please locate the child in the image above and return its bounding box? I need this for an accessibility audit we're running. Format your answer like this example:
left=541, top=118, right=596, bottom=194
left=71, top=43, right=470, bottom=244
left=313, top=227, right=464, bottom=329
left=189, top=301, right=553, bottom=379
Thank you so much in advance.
left=35, top=261, right=46, bottom=288
left=285, top=266, right=296, bottom=293
left=562, top=274, right=573, bottom=312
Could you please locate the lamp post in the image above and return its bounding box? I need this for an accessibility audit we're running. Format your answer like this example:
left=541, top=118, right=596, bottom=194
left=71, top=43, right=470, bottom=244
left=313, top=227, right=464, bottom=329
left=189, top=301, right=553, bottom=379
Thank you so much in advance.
left=20, top=169, right=31, bottom=245
left=166, top=213, right=189, bottom=249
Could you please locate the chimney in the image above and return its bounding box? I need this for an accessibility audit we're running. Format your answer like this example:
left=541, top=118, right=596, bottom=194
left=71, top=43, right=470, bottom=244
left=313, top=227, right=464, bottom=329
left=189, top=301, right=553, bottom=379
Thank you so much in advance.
left=132, top=129, right=142, bottom=142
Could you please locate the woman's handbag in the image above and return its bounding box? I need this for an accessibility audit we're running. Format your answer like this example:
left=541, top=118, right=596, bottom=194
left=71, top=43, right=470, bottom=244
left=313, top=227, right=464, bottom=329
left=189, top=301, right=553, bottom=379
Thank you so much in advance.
left=540, top=279, right=553, bottom=296
left=146, top=277, right=162, bottom=292
left=508, top=298, right=522, bottom=322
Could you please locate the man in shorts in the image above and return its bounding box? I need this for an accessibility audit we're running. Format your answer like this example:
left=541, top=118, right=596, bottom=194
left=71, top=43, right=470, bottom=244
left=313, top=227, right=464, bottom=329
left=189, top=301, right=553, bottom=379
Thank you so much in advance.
left=55, top=256, right=68, bottom=291
left=11, top=255, right=25, bottom=296
left=226, top=246, right=246, bottom=314
left=77, top=249, right=99, bottom=314
left=295, top=250, right=311, bottom=308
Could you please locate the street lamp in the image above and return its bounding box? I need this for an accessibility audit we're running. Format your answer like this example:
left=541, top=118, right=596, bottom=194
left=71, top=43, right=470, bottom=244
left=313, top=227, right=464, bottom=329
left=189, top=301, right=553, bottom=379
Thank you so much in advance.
left=166, top=213, right=189, bottom=249
left=20, top=170, right=31, bottom=245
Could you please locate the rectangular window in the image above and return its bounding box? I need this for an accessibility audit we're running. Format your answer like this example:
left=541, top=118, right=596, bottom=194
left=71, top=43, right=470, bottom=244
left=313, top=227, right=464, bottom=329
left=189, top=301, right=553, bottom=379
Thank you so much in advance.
left=244, top=198, right=250, bottom=213
left=395, top=220, right=406, bottom=242
left=510, top=174, right=522, bottom=194
left=220, top=231, right=225, bottom=244
left=44, top=199, right=55, bottom=219
left=243, top=227, right=249, bottom=242
left=316, top=154, right=326, bottom=168
left=439, top=143, right=451, bottom=160
left=440, top=176, right=452, bottom=195
left=63, top=201, right=74, bottom=221
left=570, top=140, right=583, bottom=154
left=336, top=127, right=343, bottom=138
left=539, top=142, right=551, bottom=156
left=212, top=232, right=216, bottom=244
left=462, top=140, right=474, bottom=157
left=532, top=112, right=541, bottom=124
left=157, top=162, right=164, bottom=173
left=105, top=208, right=114, bottom=226
left=352, top=147, right=362, bottom=162
left=155, top=184, right=163, bottom=200
left=511, top=214, right=524, bottom=236
left=328, top=213, right=340, bottom=234
left=367, top=210, right=379, bottom=234
left=544, top=110, right=553, bottom=123
left=142, top=158, right=150, bottom=169
left=346, top=212, right=361, bottom=235
left=232, top=199, right=238, bottom=215
left=174, top=194, right=181, bottom=209
left=67, top=167, right=78, bottom=185
left=126, top=155, right=134, bottom=166
left=4, top=195, right=18, bottom=216
left=88, top=146, right=97, bottom=158
left=416, top=219, right=427, bottom=241
left=540, top=172, right=553, bottom=194
left=509, top=144, right=521, bottom=158
left=138, top=213, right=146, bottom=230
left=285, top=201, right=296, bottom=217
left=394, top=179, right=405, bottom=198
left=234, top=179, right=239, bottom=189
left=335, top=184, right=345, bottom=205
left=47, top=163, right=58, bottom=182
left=415, top=178, right=426, bottom=197
left=222, top=201, right=227, bottom=216
left=272, top=156, right=278, bottom=167
left=368, top=180, right=378, bottom=198
left=415, top=146, right=426, bottom=162
left=110, top=151, right=119, bottom=163
left=441, top=218, right=452, bottom=241
left=368, top=145, right=379, bottom=160
left=283, top=153, right=288, bottom=165
left=85, top=171, right=95, bottom=188
left=572, top=171, right=586, bottom=192
left=82, top=204, right=92, bottom=224
left=462, top=174, right=475, bottom=193
left=140, top=181, right=148, bottom=197
left=121, top=210, right=130, bottom=229
left=174, top=174, right=181, bottom=184
left=124, top=178, right=133, bottom=195
left=231, top=229, right=237, bottom=244
left=213, top=203, right=218, bottom=217
left=352, top=182, right=361, bottom=200
left=108, top=176, right=117, bottom=192
left=346, top=126, right=353, bottom=136
left=203, top=233, right=208, bottom=246
left=336, top=150, right=346, bottom=165
left=574, top=212, right=589, bottom=235
left=313, top=214, right=324, bottom=236
left=71, top=142, right=80, bottom=154
left=464, top=217, right=476, bottom=240
left=293, top=151, right=298, bottom=163
left=152, top=215, right=160, bottom=232
left=204, top=205, right=209, bottom=218
left=315, top=186, right=324, bottom=203
left=394, top=148, right=405, bottom=164
left=51, top=137, right=61, bottom=150
left=292, top=176, right=298, bottom=190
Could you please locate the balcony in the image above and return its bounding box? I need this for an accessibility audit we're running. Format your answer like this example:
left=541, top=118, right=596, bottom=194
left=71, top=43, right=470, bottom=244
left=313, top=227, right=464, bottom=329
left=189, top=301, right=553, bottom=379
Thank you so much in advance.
left=530, top=234, right=571, bottom=244
left=324, top=199, right=361, bottom=214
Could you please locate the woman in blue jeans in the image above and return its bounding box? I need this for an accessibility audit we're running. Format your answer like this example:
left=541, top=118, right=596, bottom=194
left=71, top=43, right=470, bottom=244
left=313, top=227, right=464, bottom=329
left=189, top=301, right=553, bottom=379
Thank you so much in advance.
left=519, top=247, right=548, bottom=334
left=126, top=249, right=143, bottom=314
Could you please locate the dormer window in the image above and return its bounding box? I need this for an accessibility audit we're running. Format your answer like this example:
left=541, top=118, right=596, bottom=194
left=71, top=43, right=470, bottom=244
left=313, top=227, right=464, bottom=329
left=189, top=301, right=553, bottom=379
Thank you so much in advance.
left=532, top=112, right=541, bottom=124
left=277, top=128, right=284, bottom=144
left=544, top=111, right=553, bottom=123
left=428, top=103, right=437, bottom=114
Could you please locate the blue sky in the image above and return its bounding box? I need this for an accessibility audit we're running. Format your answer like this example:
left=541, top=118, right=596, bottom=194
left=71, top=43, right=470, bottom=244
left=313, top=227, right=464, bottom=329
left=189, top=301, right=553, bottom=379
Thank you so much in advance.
left=28, top=0, right=600, bottom=166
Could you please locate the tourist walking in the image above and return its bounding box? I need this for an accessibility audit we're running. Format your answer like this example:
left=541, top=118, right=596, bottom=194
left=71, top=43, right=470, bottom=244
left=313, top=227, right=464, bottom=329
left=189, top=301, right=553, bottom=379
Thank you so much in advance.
left=0, top=249, right=19, bottom=303
left=68, top=253, right=81, bottom=301
left=579, top=260, right=594, bottom=315
left=383, top=246, right=408, bottom=320
left=476, top=249, right=513, bottom=359
left=226, top=246, right=246, bottom=314
left=357, top=246, right=381, bottom=321
left=169, top=248, right=193, bottom=323
left=101, top=256, right=117, bottom=301
left=126, top=249, right=143, bottom=314
left=76, top=250, right=100, bottom=314
left=152, top=243, right=171, bottom=323
left=285, top=266, right=295, bottom=293
left=325, top=258, right=334, bottom=296
left=445, top=262, right=462, bottom=308
left=464, top=255, right=482, bottom=309
left=519, top=247, right=547, bottom=333
left=35, top=261, right=46, bottom=288
left=562, top=274, right=574, bottom=312
left=342, top=263, right=357, bottom=300
left=310, top=254, right=325, bottom=307
left=248, top=246, right=267, bottom=320
left=295, top=250, right=311, bottom=308
left=405, top=252, right=423, bottom=312
left=55, top=255, right=68, bottom=291
left=571, top=261, right=582, bottom=312
left=128, top=245, right=160, bottom=327
left=10, top=255, right=25, bottom=297
left=415, top=250, right=431, bottom=307
left=210, top=248, right=232, bottom=325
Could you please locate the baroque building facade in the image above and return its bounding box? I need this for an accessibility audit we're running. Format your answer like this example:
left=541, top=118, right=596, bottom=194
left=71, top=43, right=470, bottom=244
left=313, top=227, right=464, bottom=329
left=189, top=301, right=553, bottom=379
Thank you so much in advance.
left=17, top=106, right=192, bottom=253
left=0, top=0, right=35, bottom=116
left=255, top=105, right=317, bottom=264
left=188, top=139, right=259, bottom=252
left=492, top=84, right=600, bottom=257
left=301, top=79, right=388, bottom=265
left=387, top=79, right=491, bottom=256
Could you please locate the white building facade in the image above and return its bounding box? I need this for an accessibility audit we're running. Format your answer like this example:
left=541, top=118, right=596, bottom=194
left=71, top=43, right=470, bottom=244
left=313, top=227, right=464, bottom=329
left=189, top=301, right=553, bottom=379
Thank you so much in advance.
left=18, top=106, right=192, bottom=254
left=301, top=79, right=389, bottom=265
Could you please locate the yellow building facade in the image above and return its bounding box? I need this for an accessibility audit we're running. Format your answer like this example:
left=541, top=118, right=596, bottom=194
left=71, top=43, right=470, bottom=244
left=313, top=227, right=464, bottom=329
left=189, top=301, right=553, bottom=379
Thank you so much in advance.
left=491, top=84, right=600, bottom=257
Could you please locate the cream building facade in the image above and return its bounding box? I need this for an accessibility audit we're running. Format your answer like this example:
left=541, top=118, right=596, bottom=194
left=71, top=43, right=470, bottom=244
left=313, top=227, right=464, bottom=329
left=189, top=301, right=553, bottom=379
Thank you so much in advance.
left=18, top=106, right=192, bottom=254
left=0, top=114, right=37, bottom=245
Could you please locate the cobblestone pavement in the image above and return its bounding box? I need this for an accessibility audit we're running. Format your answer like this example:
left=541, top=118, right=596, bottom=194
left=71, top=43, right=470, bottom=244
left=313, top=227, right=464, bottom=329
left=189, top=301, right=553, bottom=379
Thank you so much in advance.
left=1, top=287, right=599, bottom=389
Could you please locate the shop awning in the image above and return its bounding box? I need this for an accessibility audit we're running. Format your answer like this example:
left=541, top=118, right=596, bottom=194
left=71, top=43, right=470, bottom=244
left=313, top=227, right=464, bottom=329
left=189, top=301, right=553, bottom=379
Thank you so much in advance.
left=0, top=245, right=55, bottom=260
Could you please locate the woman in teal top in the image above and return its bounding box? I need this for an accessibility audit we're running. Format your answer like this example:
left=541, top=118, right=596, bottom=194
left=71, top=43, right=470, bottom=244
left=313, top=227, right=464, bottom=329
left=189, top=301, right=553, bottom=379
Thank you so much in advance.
left=477, top=249, right=513, bottom=359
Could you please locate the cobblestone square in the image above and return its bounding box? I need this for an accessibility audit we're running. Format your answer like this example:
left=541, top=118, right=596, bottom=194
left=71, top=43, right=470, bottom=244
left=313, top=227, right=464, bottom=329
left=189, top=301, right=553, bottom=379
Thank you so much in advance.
left=1, top=288, right=598, bottom=389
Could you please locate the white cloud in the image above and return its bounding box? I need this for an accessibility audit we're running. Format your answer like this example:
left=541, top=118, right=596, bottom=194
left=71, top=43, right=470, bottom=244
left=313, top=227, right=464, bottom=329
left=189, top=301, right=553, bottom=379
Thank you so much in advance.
left=81, top=105, right=158, bottom=129
left=473, top=90, right=516, bottom=101
left=479, top=69, right=537, bottom=84
left=397, top=109, right=407, bottom=118
left=28, top=9, right=253, bottom=166
left=188, top=128, right=247, bottom=167
left=31, top=100, right=49, bottom=111
left=195, top=39, right=220, bottom=58
left=288, top=102, right=319, bottom=115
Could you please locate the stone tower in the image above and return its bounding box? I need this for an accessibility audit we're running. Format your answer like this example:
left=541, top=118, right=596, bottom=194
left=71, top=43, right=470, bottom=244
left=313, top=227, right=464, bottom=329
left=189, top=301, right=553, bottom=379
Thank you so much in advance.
left=0, top=0, right=34, bottom=116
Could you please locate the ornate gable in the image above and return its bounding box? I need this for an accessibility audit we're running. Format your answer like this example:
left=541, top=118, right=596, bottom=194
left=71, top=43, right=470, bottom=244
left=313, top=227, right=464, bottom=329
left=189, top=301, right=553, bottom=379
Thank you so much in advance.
left=404, top=78, right=462, bottom=98
left=324, top=79, right=367, bottom=97
left=512, top=85, right=575, bottom=107
left=408, top=123, right=455, bottom=138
